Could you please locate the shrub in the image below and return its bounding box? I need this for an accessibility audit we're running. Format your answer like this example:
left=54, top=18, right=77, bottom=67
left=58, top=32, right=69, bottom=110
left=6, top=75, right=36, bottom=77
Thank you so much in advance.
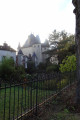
left=0, top=58, right=26, bottom=83
left=0, top=58, right=15, bottom=81
left=59, top=55, right=76, bottom=73
left=37, top=62, right=47, bottom=72
left=13, top=65, right=26, bottom=82
left=46, top=64, right=59, bottom=72
left=26, top=61, right=36, bottom=74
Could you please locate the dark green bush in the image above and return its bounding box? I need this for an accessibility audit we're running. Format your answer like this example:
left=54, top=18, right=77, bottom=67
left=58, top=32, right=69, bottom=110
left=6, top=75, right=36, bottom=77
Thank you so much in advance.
left=0, top=58, right=15, bottom=81
left=0, top=58, right=26, bottom=83
left=37, top=62, right=47, bottom=72
left=26, top=61, right=36, bottom=74
left=46, top=64, right=59, bottom=72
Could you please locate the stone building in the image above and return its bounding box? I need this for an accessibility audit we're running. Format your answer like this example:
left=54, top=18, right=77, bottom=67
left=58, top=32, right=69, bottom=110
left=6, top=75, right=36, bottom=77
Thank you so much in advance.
left=0, top=43, right=16, bottom=62
left=17, top=34, right=49, bottom=66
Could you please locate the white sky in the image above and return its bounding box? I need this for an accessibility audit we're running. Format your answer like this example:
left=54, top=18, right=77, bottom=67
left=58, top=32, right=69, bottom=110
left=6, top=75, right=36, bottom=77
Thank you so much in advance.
left=0, top=0, right=75, bottom=50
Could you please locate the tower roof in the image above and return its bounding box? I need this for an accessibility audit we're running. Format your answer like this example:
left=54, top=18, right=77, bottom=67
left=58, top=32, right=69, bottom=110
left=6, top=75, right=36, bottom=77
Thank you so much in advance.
left=17, top=42, right=21, bottom=50
left=18, top=49, right=23, bottom=55
left=22, top=34, right=41, bottom=48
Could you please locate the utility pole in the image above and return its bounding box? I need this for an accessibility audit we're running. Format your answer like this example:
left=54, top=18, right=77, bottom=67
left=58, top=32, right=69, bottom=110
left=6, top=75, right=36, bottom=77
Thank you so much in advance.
left=72, top=0, right=80, bottom=104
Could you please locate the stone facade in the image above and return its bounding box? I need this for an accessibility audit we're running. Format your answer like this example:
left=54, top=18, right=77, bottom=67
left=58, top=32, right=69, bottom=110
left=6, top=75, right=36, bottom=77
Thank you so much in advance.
left=17, top=34, right=49, bottom=66
left=0, top=43, right=16, bottom=62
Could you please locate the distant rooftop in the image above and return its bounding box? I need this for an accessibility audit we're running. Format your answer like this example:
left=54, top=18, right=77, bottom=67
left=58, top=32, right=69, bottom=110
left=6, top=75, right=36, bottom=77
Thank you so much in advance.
left=22, top=34, right=49, bottom=48
left=0, top=43, right=16, bottom=52
left=41, top=39, right=49, bottom=47
left=22, top=34, right=41, bottom=48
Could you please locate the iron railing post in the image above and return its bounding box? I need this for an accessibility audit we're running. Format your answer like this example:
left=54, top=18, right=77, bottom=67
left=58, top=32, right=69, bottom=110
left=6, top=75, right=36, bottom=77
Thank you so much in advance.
left=30, top=80, right=32, bottom=109
left=36, top=75, right=38, bottom=116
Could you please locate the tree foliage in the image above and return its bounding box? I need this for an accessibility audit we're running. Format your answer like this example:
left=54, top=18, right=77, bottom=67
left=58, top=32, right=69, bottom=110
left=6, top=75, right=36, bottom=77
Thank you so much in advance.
left=46, top=64, right=59, bottom=72
left=0, top=58, right=26, bottom=82
left=49, top=30, right=60, bottom=48
left=59, top=55, right=76, bottom=73
left=49, top=30, right=75, bottom=50
left=0, top=58, right=15, bottom=81
left=48, top=30, right=75, bottom=64
left=26, top=61, right=36, bottom=74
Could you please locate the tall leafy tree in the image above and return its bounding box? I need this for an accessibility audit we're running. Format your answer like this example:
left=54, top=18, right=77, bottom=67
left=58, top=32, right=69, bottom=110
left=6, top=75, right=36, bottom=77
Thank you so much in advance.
left=49, top=30, right=75, bottom=50
left=48, top=30, right=75, bottom=64
left=49, top=30, right=60, bottom=48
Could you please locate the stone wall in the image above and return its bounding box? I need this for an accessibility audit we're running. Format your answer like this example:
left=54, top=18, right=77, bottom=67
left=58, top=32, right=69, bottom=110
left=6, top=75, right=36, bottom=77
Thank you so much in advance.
left=0, top=50, right=16, bottom=62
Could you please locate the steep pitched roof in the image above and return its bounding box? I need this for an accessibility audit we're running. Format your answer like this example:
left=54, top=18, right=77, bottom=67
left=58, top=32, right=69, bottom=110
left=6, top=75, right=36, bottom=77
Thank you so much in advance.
left=17, top=42, right=21, bottom=50
left=22, top=34, right=41, bottom=48
left=32, top=52, right=38, bottom=59
left=18, top=49, right=23, bottom=55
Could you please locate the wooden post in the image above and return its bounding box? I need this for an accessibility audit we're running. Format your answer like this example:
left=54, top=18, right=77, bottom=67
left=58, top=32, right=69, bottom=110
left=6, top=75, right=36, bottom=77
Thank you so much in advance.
left=72, top=0, right=80, bottom=104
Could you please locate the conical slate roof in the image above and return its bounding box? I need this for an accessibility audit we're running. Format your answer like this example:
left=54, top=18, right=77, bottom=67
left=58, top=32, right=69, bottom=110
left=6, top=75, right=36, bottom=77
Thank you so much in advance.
left=32, top=52, right=37, bottom=59
left=18, top=49, right=23, bottom=55
left=23, top=34, right=41, bottom=48
left=17, top=42, right=21, bottom=50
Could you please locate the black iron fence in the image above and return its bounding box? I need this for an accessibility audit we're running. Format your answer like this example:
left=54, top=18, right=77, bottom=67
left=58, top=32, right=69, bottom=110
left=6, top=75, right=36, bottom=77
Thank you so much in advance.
left=0, top=72, right=76, bottom=120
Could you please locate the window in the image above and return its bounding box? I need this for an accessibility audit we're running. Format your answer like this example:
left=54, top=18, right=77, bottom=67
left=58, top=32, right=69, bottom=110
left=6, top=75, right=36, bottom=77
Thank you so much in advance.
left=2, top=56, right=6, bottom=61
left=11, top=57, right=14, bottom=60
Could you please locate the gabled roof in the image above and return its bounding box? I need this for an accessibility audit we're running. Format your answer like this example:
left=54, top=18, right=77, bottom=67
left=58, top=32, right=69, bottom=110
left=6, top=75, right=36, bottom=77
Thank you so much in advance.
left=0, top=43, right=16, bottom=52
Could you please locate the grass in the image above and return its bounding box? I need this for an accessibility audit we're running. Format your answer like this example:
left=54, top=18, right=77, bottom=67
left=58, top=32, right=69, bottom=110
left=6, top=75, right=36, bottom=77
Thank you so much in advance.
left=24, top=82, right=80, bottom=120
left=0, top=85, right=53, bottom=120
left=50, top=112, right=80, bottom=120
left=0, top=73, right=75, bottom=120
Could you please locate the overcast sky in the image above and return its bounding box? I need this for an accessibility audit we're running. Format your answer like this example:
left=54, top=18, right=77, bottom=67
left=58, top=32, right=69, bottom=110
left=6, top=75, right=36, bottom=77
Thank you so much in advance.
left=0, top=0, right=75, bottom=50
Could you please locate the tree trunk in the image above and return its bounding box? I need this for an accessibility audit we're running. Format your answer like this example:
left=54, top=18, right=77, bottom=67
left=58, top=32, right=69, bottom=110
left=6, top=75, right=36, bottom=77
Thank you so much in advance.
left=72, top=0, right=80, bottom=104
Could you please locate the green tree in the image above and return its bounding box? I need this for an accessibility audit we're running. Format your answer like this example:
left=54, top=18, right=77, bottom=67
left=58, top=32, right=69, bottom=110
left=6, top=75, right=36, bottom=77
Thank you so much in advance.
left=0, top=58, right=15, bottom=81
left=59, top=55, right=76, bottom=73
left=48, top=30, right=75, bottom=64
left=14, top=65, right=26, bottom=82
left=49, top=29, right=60, bottom=48
left=0, top=58, right=26, bottom=83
